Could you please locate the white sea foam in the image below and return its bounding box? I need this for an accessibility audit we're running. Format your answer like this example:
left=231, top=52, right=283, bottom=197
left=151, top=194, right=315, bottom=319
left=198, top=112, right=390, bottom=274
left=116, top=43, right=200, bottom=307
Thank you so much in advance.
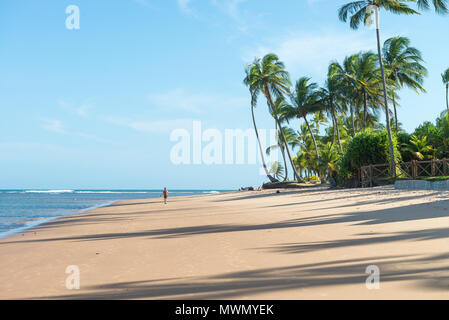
left=24, top=190, right=74, bottom=194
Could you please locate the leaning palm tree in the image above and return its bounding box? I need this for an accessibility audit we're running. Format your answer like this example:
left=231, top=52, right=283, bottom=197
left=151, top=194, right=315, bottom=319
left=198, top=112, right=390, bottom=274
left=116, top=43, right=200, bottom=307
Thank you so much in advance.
left=339, top=0, right=448, bottom=171
left=244, top=65, right=278, bottom=183
left=383, top=36, right=427, bottom=131
left=248, top=54, right=302, bottom=182
left=270, top=97, right=293, bottom=180
left=442, top=68, right=449, bottom=111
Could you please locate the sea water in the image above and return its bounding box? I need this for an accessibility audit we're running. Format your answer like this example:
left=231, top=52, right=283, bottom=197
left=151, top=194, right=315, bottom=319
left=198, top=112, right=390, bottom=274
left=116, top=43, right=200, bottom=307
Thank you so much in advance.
left=0, top=189, right=227, bottom=238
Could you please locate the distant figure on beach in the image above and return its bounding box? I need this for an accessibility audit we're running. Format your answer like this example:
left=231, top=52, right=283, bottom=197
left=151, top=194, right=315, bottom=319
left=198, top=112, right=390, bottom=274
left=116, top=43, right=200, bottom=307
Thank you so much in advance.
left=162, top=187, right=169, bottom=204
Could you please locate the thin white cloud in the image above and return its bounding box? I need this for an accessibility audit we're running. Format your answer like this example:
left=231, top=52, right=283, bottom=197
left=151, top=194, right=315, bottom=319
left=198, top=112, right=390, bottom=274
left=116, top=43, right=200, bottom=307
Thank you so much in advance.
left=211, top=0, right=246, bottom=23
left=58, top=100, right=93, bottom=117
left=103, top=116, right=194, bottom=133
left=244, top=29, right=379, bottom=80
left=147, top=88, right=248, bottom=114
left=42, top=119, right=66, bottom=134
left=41, top=119, right=109, bottom=143
left=178, top=0, right=195, bottom=15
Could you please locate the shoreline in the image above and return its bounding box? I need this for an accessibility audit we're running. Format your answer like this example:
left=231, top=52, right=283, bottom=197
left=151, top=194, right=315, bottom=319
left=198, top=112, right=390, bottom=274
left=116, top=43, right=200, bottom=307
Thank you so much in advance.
left=0, top=200, right=118, bottom=240
left=0, top=190, right=238, bottom=241
left=2, top=186, right=449, bottom=299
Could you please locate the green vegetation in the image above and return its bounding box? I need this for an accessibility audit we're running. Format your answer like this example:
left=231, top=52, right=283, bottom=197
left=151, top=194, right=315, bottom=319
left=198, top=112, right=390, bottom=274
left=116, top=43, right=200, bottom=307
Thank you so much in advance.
left=423, top=176, right=449, bottom=182
left=243, top=1, right=449, bottom=187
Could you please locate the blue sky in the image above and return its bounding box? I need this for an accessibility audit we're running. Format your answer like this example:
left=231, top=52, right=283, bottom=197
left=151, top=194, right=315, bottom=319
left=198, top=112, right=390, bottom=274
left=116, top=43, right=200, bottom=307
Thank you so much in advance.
left=1, top=0, right=448, bottom=189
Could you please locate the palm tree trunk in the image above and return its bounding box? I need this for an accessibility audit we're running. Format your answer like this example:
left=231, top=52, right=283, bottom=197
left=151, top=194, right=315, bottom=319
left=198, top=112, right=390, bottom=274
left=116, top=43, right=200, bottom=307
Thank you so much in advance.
left=331, top=104, right=343, bottom=153
left=264, top=87, right=303, bottom=182
left=375, top=6, right=395, bottom=173
left=350, top=104, right=356, bottom=136
left=280, top=146, right=289, bottom=181
left=330, top=108, right=336, bottom=150
left=251, top=99, right=278, bottom=183
left=275, top=121, right=289, bottom=181
left=303, top=116, right=319, bottom=161
left=393, top=94, right=398, bottom=132
left=363, top=89, right=368, bottom=130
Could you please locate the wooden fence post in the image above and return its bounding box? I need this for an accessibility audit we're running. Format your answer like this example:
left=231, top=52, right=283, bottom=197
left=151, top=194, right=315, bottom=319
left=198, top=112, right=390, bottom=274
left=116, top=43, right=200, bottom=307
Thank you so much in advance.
left=369, top=165, right=374, bottom=187
left=444, top=158, right=448, bottom=176
left=412, top=160, right=417, bottom=179
left=431, top=160, right=435, bottom=177
left=361, top=167, right=365, bottom=188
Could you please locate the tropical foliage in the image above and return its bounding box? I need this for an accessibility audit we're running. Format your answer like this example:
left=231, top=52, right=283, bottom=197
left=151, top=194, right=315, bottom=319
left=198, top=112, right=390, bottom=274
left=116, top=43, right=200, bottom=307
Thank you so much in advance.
left=243, top=1, right=448, bottom=186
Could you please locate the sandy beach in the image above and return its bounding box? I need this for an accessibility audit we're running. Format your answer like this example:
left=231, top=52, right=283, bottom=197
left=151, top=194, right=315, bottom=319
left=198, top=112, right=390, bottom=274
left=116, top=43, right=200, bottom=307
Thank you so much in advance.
left=1, top=186, right=449, bottom=299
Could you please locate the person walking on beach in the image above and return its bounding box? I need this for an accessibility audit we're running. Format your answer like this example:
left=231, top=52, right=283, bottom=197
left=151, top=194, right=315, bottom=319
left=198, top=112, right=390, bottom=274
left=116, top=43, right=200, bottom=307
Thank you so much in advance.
left=162, top=187, right=169, bottom=204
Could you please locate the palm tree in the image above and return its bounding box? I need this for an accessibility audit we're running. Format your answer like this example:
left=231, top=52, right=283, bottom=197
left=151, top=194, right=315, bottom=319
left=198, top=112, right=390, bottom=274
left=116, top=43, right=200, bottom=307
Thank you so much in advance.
left=284, top=77, right=326, bottom=166
left=270, top=97, right=293, bottom=180
left=266, top=125, right=299, bottom=181
left=269, top=161, right=285, bottom=181
left=331, top=53, right=381, bottom=130
left=442, top=68, right=449, bottom=112
left=338, top=1, right=418, bottom=170
left=404, top=135, right=435, bottom=160
left=383, top=36, right=427, bottom=131
left=322, top=64, right=351, bottom=153
left=339, top=0, right=448, bottom=171
left=247, top=54, right=303, bottom=182
left=243, top=65, right=278, bottom=183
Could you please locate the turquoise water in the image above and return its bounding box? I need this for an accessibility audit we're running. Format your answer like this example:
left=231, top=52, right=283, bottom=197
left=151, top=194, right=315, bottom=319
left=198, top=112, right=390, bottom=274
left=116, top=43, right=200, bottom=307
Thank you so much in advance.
left=0, top=189, right=228, bottom=238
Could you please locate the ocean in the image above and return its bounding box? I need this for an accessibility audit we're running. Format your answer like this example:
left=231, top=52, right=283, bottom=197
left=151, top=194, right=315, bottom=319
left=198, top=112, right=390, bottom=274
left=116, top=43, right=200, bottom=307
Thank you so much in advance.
left=0, top=189, right=228, bottom=239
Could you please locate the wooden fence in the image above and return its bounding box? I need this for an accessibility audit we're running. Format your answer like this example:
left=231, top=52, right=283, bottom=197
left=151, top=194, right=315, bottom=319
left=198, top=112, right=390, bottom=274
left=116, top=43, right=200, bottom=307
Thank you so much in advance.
left=361, top=159, right=449, bottom=187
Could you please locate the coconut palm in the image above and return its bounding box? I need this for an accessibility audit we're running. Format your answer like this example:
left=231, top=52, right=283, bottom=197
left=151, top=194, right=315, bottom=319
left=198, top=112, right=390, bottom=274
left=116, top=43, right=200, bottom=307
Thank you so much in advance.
left=382, top=36, right=427, bottom=131
left=403, top=135, right=435, bottom=160
left=330, top=53, right=381, bottom=130
left=284, top=77, right=326, bottom=167
left=246, top=54, right=303, bottom=182
left=416, top=0, right=448, bottom=14
left=338, top=1, right=418, bottom=170
left=243, top=65, right=278, bottom=183
left=321, top=64, right=352, bottom=153
left=442, top=68, right=449, bottom=111
left=339, top=0, right=448, bottom=171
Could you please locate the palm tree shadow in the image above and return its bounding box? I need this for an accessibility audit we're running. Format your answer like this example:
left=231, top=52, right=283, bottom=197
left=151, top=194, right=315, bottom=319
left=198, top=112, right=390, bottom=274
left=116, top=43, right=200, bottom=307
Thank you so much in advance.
left=37, top=253, right=449, bottom=299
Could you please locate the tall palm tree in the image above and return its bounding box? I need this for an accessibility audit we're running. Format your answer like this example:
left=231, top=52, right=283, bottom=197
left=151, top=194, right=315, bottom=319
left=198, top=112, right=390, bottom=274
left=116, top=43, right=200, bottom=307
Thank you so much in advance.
left=339, top=0, right=448, bottom=170
left=382, top=36, right=427, bottom=131
left=338, top=1, right=418, bottom=170
left=247, top=54, right=302, bottom=182
left=442, top=68, right=449, bottom=112
left=284, top=77, right=326, bottom=166
left=243, top=65, right=278, bottom=183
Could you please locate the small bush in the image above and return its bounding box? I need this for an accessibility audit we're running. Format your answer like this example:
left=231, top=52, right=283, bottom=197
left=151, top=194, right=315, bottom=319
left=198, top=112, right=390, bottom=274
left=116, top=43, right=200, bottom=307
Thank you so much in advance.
left=336, top=129, right=401, bottom=186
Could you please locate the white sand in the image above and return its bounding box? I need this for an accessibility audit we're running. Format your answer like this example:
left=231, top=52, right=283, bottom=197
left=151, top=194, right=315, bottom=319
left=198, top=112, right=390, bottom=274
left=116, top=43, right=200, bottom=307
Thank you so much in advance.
left=1, top=186, right=449, bottom=299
